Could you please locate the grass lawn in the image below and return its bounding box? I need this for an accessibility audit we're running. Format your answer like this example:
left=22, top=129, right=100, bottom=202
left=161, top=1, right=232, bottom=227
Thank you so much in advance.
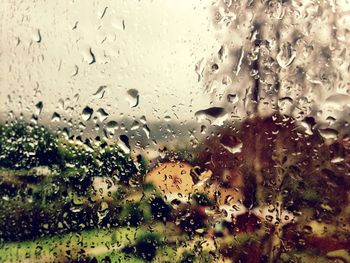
left=0, top=227, right=145, bottom=262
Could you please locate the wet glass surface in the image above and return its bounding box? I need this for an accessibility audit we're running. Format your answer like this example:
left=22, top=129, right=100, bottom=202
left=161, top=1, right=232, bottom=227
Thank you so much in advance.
left=0, top=1, right=350, bottom=262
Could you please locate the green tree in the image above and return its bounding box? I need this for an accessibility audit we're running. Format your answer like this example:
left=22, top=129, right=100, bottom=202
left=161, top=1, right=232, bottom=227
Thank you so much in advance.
left=57, top=140, right=98, bottom=194
left=97, top=145, right=143, bottom=186
left=0, top=121, right=60, bottom=169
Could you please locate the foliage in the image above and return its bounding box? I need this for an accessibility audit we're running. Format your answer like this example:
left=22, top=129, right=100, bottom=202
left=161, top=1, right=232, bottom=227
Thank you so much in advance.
left=149, top=196, right=172, bottom=222
left=118, top=201, right=145, bottom=227
left=192, top=192, right=213, bottom=206
left=134, top=232, right=161, bottom=261
left=0, top=121, right=60, bottom=169
left=180, top=252, right=196, bottom=263
left=176, top=205, right=207, bottom=236
left=97, top=145, right=142, bottom=186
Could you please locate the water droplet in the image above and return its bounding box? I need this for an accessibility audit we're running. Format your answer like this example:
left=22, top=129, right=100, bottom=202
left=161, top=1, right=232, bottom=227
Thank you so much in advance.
left=31, top=114, right=38, bottom=124
left=98, top=6, right=108, bottom=19
left=140, top=115, right=147, bottom=124
left=235, top=48, right=244, bottom=76
left=221, top=142, right=243, bottom=154
left=195, top=107, right=228, bottom=126
left=278, top=97, right=294, bottom=114
left=126, top=89, right=139, bottom=108
left=318, top=128, right=338, bottom=140
left=81, top=47, right=96, bottom=64
left=331, top=157, right=344, bottom=163
left=301, top=121, right=313, bottom=135
left=143, top=125, right=150, bottom=139
left=118, top=135, right=130, bottom=154
left=96, top=108, right=109, bottom=122
left=111, top=17, right=125, bottom=31
left=93, top=85, right=107, bottom=99
left=81, top=106, right=93, bottom=121
left=61, top=127, right=70, bottom=139
left=58, top=99, right=64, bottom=110
left=35, top=101, right=43, bottom=115
left=276, top=42, right=296, bottom=68
left=164, top=116, right=171, bottom=122
left=211, top=63, right=219, bottom=72
left=222, top=75, right=232, bottom=85
left=72, top=21, right=79, bottom=30
left=14, top=36, right=20, bottom=46
left=51, top=112, right=61, bottom=122
left=73, top=93, right=79, bottom=103
left=302, top=225, right=313, bottom=234
left=227, top=94, right=238, bottom=104
left=32, top=29, right=41, bottom=43
left=131, top=121, right=140, bottom=130
left=71, top=65, right=79, bottom=77
left=195, top=58, right=204, bottom=82
left=106, top=121, right=118, bottom=133
left=326, top=116, right=336, bottom=125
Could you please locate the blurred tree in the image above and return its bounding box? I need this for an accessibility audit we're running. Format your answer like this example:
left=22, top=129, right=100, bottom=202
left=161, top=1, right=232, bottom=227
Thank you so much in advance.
left=0, top=121, right=60, bottom=169
left=149, top=196, right=172, bottom=222
left=57, top=140, right=98, bottom=194
left=134, top=232, right=161, bottom=261
left=205, top=0, right=347, bottom=122
left=97, top=145, right=143, bottom=186
left=118, top=201, right=145, bottom=227
left=201, top=1, right=350, bottom=260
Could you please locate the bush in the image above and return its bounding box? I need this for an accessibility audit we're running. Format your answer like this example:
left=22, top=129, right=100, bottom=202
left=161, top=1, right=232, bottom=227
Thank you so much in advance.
left=97, top=145, right=142, bottom=185
left=118, top=201, right=145, bottom=227
left=0, top=121, right=60, bottom=169
left=176, top=205, right=207, bottom=236
left=58, top=141, right=98, bottom=174
left=181, top=252, right=196, bottom=263
left=192, top=192, right=213, bottom=206
left=134, top=233, right=161, bottom=261
left=150, top=196, right=172, bottom=222
left=56, top=140, right=99, bottom=194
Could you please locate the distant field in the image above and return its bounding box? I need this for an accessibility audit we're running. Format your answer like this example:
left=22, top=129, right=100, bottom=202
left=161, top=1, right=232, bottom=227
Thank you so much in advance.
left=0, top=224, right=184, bottom=263
left=0, top=227, right=139, bottom=262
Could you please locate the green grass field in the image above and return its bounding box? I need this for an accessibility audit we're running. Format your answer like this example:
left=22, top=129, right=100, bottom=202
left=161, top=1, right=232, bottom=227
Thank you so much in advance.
left=0, top=227, right=144, bottom=262
left=0, top=223, right=182, bottom=263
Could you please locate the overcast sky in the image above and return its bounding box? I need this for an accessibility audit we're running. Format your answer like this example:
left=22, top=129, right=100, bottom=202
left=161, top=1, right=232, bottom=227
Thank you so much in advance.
left=0, top=0, right=219, bottom=122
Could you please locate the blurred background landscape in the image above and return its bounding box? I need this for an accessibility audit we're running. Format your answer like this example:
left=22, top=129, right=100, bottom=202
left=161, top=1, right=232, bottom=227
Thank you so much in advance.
left=1, top=0, right=350, bottom=262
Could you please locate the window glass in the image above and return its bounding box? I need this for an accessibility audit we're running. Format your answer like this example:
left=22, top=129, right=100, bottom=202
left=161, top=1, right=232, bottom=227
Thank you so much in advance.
left=1, top=1, right=349, bottom=262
